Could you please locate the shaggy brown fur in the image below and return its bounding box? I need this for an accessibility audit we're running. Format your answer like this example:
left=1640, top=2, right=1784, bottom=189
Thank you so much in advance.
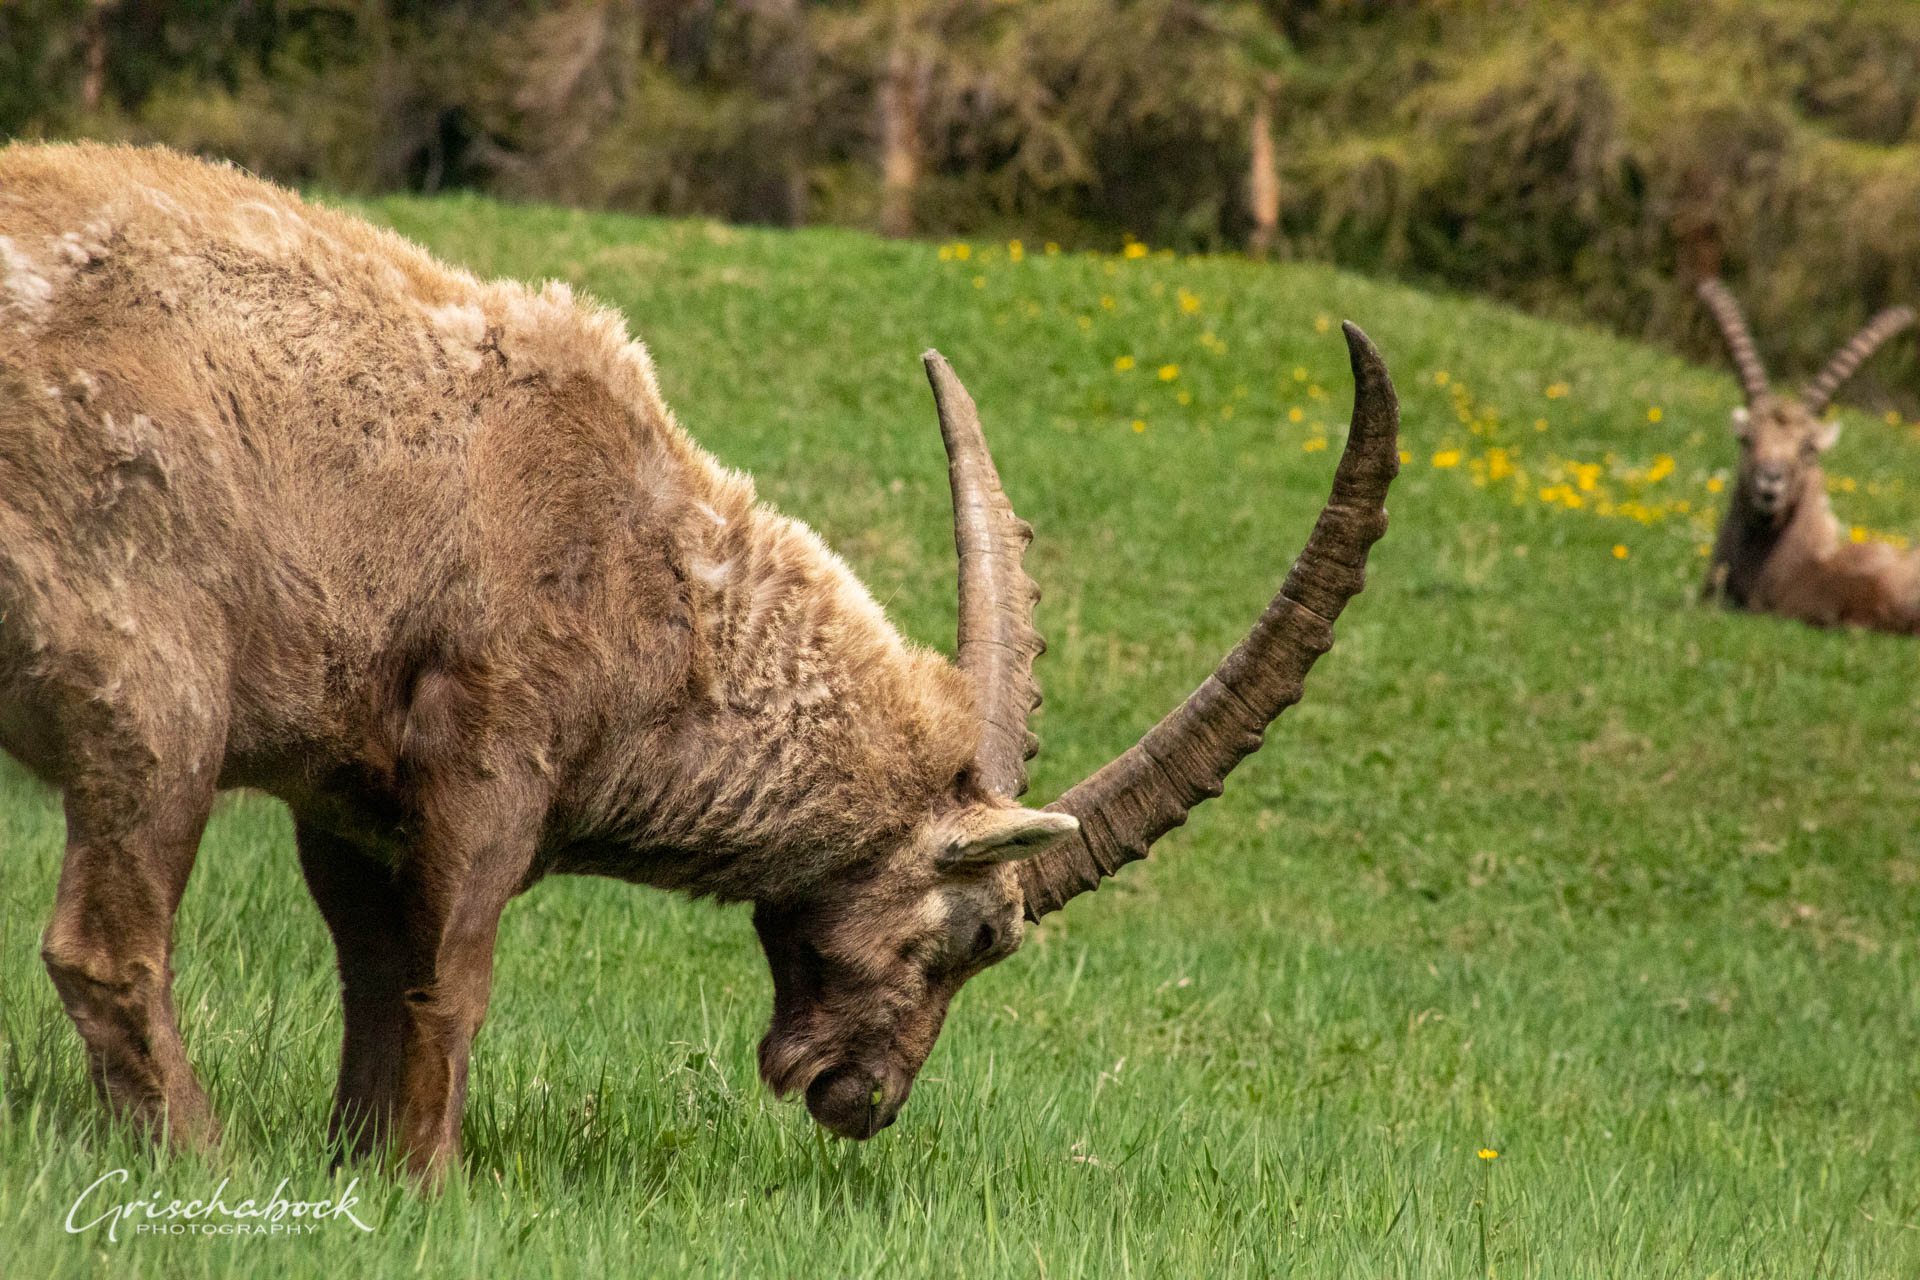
left=0, top=142, right=1399, bottom=1177
left=1697, top=280, right=1920, bottom=633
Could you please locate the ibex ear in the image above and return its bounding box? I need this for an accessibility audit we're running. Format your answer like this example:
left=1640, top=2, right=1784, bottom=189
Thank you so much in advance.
left=932, top=807, right=1079, bottom=868
left=1809, top=419, right=1841, bottom=452
left=1730, top=406, right=1753, bottom=440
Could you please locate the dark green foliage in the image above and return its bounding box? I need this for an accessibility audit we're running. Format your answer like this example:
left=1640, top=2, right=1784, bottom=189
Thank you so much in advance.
left=1275, top=2, right=1920, bottom=408
left=5, top=1, right=1920, bottom=397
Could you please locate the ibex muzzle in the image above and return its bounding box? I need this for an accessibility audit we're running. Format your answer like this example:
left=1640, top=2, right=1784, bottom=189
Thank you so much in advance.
left=0, top=143, right=1398, bottom=1171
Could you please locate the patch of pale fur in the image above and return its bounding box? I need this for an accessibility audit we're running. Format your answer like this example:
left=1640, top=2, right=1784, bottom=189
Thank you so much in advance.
left=427, top=302, right=487, bottom=373
left=0, top=236, right=54, bottom=321
left=690, top=557, right=732, bottom=589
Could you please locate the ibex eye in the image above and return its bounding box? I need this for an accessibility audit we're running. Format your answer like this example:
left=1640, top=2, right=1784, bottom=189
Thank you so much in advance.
left=973, top=922, right=998, bottom=955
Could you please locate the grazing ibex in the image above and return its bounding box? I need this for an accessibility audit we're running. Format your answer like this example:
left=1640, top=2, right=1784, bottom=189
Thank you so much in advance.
left=1696, top=279, right=1920, bottom=633
left=0, top=143, right=1398, bottom=1177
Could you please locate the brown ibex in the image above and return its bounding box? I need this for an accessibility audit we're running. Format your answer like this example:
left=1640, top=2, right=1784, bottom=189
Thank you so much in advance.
left=0, top=143, right=1398, bottom=1177
left=1696, top=278, right=1920, bottom=633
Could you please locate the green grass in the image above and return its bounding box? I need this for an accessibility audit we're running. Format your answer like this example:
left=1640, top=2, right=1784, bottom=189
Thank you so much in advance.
left=7, top=199, right=1920, bottom=1278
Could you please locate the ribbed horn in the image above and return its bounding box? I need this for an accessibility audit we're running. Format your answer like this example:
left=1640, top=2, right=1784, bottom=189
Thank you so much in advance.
left=1696, top=279, right=1774, bottom=408
left=925, top=351, right=1044, bottom=800
left=1802, top=306, right=1917, bottom=417
left=1018, top=322, right=1399, bottom=921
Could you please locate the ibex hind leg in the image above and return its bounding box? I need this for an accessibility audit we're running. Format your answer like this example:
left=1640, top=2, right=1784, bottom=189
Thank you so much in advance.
left=294, top=820, right=410, bottom=1164
left=35, top=646, right=229, bottom=1151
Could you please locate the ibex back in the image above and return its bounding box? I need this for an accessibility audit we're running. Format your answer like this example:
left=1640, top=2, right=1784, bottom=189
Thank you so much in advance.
left=0, top=143, right=1399, bottom=1178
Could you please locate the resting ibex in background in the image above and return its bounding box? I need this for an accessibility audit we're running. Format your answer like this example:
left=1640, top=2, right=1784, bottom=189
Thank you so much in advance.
left=1696, top=279, right=1920, bottom=633
left=0, top=144, right=1398, bottom=1177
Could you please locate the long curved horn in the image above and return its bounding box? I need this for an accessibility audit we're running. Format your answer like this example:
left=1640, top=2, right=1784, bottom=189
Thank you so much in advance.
left=1696, top=279, right=1773, bottom=407
left=925, top=351, right=1044, bottom=800
left=1801, top=305, right=1917, bottom=417
left=1017, top=322, right=1399, bottom=922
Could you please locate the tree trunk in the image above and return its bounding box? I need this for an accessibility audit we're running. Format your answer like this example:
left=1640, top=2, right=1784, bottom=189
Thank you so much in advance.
left=879, top=36, right=928, bottom=239
left=738, top=0, right=811, bottom=226
left=80, top=1, right=111, bottom=111
left=1247, top=82, right=1280, bottom=259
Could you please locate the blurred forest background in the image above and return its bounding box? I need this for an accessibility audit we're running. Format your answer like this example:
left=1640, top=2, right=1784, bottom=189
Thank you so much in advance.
left=5, top=0, right=1920, bottom=404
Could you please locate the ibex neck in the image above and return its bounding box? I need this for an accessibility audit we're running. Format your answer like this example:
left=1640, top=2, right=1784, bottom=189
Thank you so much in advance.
left=1709, top=468, right=1832, bottom=606
left=575, top=489, right=978, bottom=904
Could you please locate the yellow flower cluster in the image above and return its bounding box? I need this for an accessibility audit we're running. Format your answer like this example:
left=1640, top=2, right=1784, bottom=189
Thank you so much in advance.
left=1412, top=371, right=1723, bottom=558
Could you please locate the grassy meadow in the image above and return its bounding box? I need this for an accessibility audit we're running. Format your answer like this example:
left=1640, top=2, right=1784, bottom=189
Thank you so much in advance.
left=6, top=197, right=1920, bottom=1277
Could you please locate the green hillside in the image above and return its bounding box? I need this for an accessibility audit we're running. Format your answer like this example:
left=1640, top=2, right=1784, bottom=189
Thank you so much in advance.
left=6, top=197, right=1920, bottom=1277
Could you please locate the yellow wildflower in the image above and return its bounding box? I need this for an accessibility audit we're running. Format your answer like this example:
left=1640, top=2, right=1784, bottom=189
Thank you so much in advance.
left=1850, top=525, right=1868, bottom=543
left=1303, top=437, right=1328, bottom=452
left=1647, top=407, right=1664, bottom=423
left=1432, top=449, right=1462, bottom=468
left=1177, top=390, right=1192, bottom=405
left=938, top=245, right=954, bottom=262
left=1132, top=419, right=1146, bottom=433
left=1114, top=355, right=1136, bottom=372
left=1399, top=449, right=1413, bottom=465
left=1478, top=1149, right=1499, bottom=1160
left=973, top=275, right=986, bottom=289
left=1008, top=240, right=1024, bottom=262
left=1434, top=371, right=1451, bottom=387
left=1158, top=364, right=1179, bottom=381
left=1123, top=242, right=1148, bottom=259
left=1647, top=454, right=1675, bottom=483
left=1288, top=407, right=1305, bottom=423
left=1706, top=475, right=1725, bottom=493
left=1293, top=366, right=1309, bottom=382
left=1534, top=418, right=1549, bottom=432
left=1612, top=544, right=1629, bottom=559
left=1545, top=382, right=1569, bottom=399
left=1101, top=295, right=1116, bottom=310
left=1315, top=314, right=1332, bottom=333
left=1177, top=287, right=1201, bottom=314
left=954, top=243, right=972, bottom=261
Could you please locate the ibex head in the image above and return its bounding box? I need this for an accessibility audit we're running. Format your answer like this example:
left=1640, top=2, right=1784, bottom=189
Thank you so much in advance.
left=1698, top=279, right=1914, bottom=528
left=754, top=325, right=1399, bottom=1138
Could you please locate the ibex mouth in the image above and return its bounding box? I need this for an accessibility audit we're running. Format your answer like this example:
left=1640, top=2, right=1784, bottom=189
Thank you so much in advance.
left=805, top=1065, right=900, bottom=1139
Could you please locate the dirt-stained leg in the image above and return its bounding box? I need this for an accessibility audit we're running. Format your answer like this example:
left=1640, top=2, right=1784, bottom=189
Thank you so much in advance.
left=39, top=710, right=226, bottom=1150
left=296, top=822, right=411, bottom=1161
